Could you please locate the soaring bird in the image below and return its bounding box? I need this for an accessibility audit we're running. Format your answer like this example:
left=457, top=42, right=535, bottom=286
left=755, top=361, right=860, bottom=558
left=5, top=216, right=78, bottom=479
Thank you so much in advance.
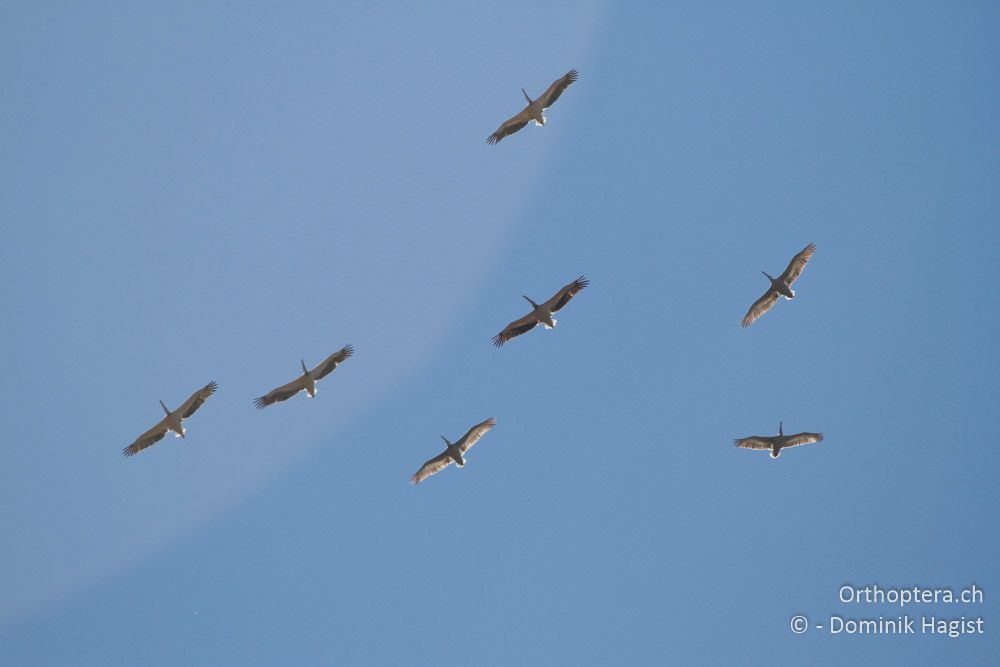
left=487, top=69, right=578, bottom=145
left=734, top=422, right=824, bottom=459
left=122, top=381, right=218, bottom=457
left=492, top=276, right=589, bottom=347
left=740, top=242, right=816, bottom=328
left=253, top=345, right=353, bottom=409
left=410, top=417, right=497, bottom=484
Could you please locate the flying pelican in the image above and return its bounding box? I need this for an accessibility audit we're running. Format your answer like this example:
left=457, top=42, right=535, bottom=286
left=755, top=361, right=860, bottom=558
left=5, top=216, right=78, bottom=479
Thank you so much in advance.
left=410, top=417, right=497, bottom=484
left=740, top=242, right=816, bottom=328
left=492, top=276, right=589, bottom=347
left=734, top=422, right=824, bottom=459
left=253, top=345, right=353, bottom=409
left=122, top=381, right=218, bottom=457
left=486, top=69, right=578, bottom=145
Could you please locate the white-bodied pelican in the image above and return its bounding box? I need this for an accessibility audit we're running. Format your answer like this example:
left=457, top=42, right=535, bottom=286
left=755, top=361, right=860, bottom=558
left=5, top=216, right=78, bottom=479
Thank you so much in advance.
left=410, top=417, right=497, bottom=484
left=122, top=381, right=218, bottom=457
left=741, top=243, right=816, bottom=328
left=487, top=69, right=578, bottom=145
left=253, top=345, right=353, bottom=409
left=492, top=276, right=588, bottom=347
left=734, top=422, right=824, bottom=458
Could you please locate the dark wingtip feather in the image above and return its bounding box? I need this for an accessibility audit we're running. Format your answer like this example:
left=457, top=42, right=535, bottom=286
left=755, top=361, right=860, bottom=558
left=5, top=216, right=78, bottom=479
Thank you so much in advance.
left=343, top=344, right=354, bottom=357
left=122, top=446, right=134, bottom=457
left=486, top=133, right=501, bottom=145
left=252, top=396, right=268, bottom=410
left=491, top=334, right=505, bottom=347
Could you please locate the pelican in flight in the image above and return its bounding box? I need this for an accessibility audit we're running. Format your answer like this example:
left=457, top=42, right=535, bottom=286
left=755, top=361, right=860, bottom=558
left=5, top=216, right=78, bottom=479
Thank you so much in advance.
left=734, top=422, right=824, bottom=459
left=122, top=381, right=217, bottom=457
left=492, top=276, right=589, bottom=347
left=253, top=345, right=353, bottom=409
left=410, top=417, right=497, bottom=485
left=487, top=69, right=578, bottom=145
left=740, top=242, right=816, bottom=328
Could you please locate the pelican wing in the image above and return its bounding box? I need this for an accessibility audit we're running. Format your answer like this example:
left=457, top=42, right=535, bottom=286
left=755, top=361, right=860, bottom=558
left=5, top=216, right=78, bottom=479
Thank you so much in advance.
left=310, top=344, right=354, bottom=381
left=457, top=417, right=497, bottom=454
left=779, top=242, right=816, bottom=285
left=740, top=289, right=780, bottom=328
left=538, top=69, right=579, bottom=109
left=123, top=419, right=169, bottom=457
left=177, top=381, right=218, bottom=419
left=410, top=450, right=454, bottom=485
left=783, top=432, right=824, bottom=448
left=733, top=436, right=774, bottom=451
left=253, top=376, right=306, bottom=409
left=543, top=276, right=589, bottom=313
left=492, top=313, right=539, bottom=347
left=487, top=109, right=531, bottom=145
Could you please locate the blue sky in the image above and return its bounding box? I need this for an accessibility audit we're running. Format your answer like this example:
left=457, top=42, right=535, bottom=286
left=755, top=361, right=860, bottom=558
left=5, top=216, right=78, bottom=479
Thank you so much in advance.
left=2, top=2, right=998, bottom=665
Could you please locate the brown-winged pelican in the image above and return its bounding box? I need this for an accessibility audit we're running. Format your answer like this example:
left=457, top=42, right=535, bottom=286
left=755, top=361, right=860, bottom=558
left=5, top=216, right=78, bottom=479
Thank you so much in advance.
left=734, top=422, right=824, bottom=458
left=740, top=242, right=816, bottom=328
left=487, top=69, right=578, bottom=145
left=410, top=417, right=497, bottom=484
left=253, top=345, right=353, bottom=409
left=122, top=381, right=217, bottom=457
left=492, top=276, right=589, bottom=347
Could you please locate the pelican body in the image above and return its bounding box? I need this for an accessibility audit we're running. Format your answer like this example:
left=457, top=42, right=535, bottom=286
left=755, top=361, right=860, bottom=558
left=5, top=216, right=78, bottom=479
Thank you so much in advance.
left=159, top=400, right=186, bottom=439
left=444, top=437, right=465, bottom=467
left=733, top=421, right=825, bottom=459
left=522, top=89, right=546, bottom=127
left=763, top=270, right=796, bottom=300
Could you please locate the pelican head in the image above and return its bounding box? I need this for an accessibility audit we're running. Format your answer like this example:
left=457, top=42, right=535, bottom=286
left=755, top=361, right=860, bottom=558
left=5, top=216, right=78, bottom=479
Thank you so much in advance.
left=440, top=436, right=451, bottom=447
left=762, top=270, right=775, bottom=282
left=778, top=421, right=784, bottom=436
left=521, top=88, right=533, bottom=105
left=301, top=359, right=309, bottom=376
left=522, top=295, right=539, bottom=309
left=159, top=400, right=170, bottom=416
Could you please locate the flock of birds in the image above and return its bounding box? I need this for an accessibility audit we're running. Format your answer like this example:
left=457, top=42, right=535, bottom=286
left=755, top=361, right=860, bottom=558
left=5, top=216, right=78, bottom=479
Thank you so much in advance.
left=122, top=69, right=825, bottom=479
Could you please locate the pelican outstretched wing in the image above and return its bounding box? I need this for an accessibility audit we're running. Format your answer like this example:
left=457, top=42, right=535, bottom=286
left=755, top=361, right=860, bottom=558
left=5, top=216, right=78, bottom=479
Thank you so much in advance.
left=543, top=276, right=589, bottom=313
left=733, top=436, right=774, bottom=451
left=457, top=417, right=496, bottom=454
left=177, top=381, right=218, bottom=418
left=492, top=314, right=539, bottom=347
left=123, top=419, right=169, bottom=457
left=779, top=242, right=816, bottom=285
left=784, top=432, right=824, bottom=448
left=740, top=289, right=780, bottom=328
left=410, top=450, right=454, bottom=485
left=311, top=344, right=353, bottom=380
left=487, top=110, right=532, bottom=145
left=253, top=376, right=306, bottom=409
left=538, top=69, right=579, bottom=109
